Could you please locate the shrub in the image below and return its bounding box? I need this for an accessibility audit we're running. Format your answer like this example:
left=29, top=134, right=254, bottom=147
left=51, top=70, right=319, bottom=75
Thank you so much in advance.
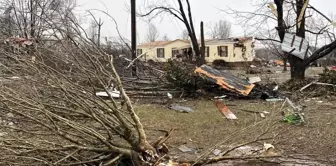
left=212, top=59, right=228, bottom=67
left=164, top=60, right=199, bottom=93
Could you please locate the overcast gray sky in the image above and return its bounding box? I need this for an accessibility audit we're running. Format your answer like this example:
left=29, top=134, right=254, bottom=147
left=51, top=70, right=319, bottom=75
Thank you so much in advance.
left=79, top=0, right=336, bottom=43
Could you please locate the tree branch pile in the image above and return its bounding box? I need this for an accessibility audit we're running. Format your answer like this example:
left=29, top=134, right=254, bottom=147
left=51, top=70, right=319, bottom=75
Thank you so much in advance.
left=0, top=16, right=169, bottom=166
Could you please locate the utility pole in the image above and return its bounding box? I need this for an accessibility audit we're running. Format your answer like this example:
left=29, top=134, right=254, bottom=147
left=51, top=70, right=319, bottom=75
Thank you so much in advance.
left=131, top=0, right=137, bottom=76
left=200, top=21, right=206, bottom=65
left=97, top=18, right=103, bottom=47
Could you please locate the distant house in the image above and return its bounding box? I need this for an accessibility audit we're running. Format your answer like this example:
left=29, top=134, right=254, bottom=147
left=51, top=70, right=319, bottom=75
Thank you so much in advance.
left=137, top=37, right=256, bottom=63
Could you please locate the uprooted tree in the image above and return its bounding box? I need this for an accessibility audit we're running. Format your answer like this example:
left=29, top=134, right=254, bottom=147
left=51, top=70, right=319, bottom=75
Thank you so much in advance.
left=0, top=2, right=168, bottom=165
left=227, top=0, right=336, bottom=79
left=139, top=0, right=205, bottom=65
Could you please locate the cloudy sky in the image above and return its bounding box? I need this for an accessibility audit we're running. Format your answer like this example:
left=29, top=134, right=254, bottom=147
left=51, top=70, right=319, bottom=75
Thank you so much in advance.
left=79, top=0, right=336, bottom=44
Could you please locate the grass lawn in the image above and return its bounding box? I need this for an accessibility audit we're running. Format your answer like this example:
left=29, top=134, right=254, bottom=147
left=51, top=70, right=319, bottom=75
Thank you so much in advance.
left=136, top=98, right=336, bottom=164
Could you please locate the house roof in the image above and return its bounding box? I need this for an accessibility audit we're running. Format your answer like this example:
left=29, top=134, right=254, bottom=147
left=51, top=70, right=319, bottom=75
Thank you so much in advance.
left=138, top=39, right=188, bottom=47
left=137, top=37, right=254, bottom=48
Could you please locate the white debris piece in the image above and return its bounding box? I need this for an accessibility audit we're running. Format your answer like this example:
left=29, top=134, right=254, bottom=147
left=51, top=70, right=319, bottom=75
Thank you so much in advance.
left=247, top=77, right=261, bottom=84
left=260, top=113, right=266, bottom=118
left=264, top=143, right=275, bottom=151
left=212, top=149, right=222, bottom=156
left=95, top=90, right=120, bottom=98
left=167, top=93, right=173, bottom=99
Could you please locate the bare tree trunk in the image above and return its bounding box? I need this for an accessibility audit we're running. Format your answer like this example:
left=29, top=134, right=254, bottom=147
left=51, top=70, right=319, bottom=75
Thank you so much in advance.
left=283, top=58, right=288, bottom=71
left=289, top=0, right=306, bottom=79
left=30, top=0, right=35, bottom=38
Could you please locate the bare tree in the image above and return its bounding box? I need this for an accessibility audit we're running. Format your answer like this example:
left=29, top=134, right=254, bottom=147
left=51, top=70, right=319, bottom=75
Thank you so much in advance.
left=161, top=34, right=170, bottom=41
left=88, top=12, right=104, bottom=47
left=226, top=0, right=336, bottom=79
left=140, top=0, right=205, bottom=65
left=146, top=23, right=159, bottom=42
left=0, top=0, right=76, bottom=40
left=88, top=19, right=98, bottom=43
left=181, top=29, right=189, bottom=40
left=209, top=20, right=232, bottom=39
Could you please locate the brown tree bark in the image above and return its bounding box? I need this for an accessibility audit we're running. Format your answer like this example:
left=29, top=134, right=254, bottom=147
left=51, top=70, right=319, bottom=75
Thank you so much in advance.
left=283, top=58, right=288, bottom=72
left=289, top=0, right=306, bottom=79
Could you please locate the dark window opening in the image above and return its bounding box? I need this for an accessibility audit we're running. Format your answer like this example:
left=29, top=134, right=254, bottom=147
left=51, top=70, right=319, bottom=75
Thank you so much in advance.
left=157, top=48, right=165, bottom=58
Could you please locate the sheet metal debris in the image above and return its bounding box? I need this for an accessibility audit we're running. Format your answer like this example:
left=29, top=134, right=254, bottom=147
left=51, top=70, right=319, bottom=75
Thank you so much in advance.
left=215, top=100, right=237, bottom=120
left=195, top=65, right=255, bottom=96
left=281, top=33, right=312, bottom=59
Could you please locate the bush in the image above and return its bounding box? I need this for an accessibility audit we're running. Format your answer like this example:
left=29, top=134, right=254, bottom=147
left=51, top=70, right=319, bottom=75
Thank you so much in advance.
left=164, top=60, right=199, bottom=93
left=212, top=59, right=228, bottom=67
left=319, top=69, right=336, bottom=84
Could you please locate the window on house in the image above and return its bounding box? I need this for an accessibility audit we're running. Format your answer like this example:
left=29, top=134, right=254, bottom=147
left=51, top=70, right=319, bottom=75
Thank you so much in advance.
left=157, top=48, right=165, bottom=58
left=172, top=49, right=179, bottom=57
left=137, top=49, right=142, bottom=56
left=217, top=46, right=228, bottom=57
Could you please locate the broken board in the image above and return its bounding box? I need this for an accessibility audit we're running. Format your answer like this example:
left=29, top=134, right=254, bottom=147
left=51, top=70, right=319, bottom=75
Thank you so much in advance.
left=215, top=100, right=237, bottom=120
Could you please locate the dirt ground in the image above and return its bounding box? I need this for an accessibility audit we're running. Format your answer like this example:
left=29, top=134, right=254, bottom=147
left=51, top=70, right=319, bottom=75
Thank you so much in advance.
left=135, top=96, right=336, bottom=165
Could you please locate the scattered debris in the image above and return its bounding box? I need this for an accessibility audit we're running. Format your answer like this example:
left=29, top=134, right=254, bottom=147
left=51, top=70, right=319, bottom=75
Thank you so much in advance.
left=229, top=145, right=260, bottom=156
left=283, top=112, right=305, bottom=125
left=250, top=65, right=257, bottom=68
left=212, top=149, right=222, bottom=156
left=263, top=143, right=275, bottom=151
left=215, top=100, right=237, bottom=120
left=260, top=113, right=266, bottom=118
left=169, top=105, right=194, bottom=113
left=300, top=81, right=336, bottom=91
left=195, top=65, right=255, bottom=96
left=214, top=95, right=227, bottom=99
left=247, top=77, right=261, bottom=84
left=282, top=98, right=302, bottom=112
left=167, top=93, right=173, bottom=99
left=95, top=90, right=121, bottom=98
left=266, top=98, right=285, bottom=102
left=178, top=145, right=197, bottom=153
left=273, top=85, right=279, bottom=91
